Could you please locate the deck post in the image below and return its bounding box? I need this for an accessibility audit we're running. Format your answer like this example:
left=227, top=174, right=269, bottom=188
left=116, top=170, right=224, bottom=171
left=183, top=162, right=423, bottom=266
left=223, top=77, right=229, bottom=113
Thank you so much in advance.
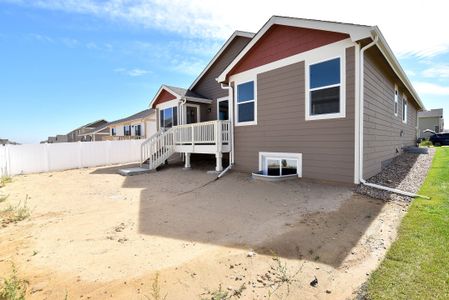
left=184, top=152, right=191, bottom=169
left=215, top=152, right=223, bottom=172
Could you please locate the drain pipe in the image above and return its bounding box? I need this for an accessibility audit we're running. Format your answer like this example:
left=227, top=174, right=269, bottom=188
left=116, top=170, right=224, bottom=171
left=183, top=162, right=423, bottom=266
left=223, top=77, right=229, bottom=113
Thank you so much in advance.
left=217, top=82, right=234, bottom=178
left=358, top=34, right=429, bottom=199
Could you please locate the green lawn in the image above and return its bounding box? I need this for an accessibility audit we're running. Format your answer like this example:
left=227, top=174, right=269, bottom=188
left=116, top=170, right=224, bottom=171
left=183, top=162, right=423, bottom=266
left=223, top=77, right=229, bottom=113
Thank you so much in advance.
left=367, top=147, right=449, bottom=299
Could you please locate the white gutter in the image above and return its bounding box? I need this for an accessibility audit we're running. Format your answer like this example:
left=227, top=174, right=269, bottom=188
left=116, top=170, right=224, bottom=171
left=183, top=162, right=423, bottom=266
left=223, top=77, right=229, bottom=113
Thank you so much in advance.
left=358, top=34, right=430, bottom=200
left=217, top=82, right=234, bottom=178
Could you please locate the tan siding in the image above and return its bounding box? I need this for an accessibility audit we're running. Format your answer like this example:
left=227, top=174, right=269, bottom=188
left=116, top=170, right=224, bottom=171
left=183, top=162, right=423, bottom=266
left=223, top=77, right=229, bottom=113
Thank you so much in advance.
left=233, top=47, right=356, bottom=183
left=363, top=48, right=418, bottom=178
left=192, top=36, right=251, bottom=121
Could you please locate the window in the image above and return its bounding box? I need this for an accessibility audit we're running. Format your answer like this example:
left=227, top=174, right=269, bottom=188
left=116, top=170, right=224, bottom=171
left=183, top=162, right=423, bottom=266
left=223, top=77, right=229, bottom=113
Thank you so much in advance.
left=394, top=85, right=398, bottom=116
left=236, top=80, right=256, bottom=125
left=135, top=125, right=141, bottom=136
left=124, top=125, right=131, bottom=136
left=217, top=97, right=229, bottom=120
left=111, top=128, right=116, bottom=136
left=259, top=152, right=302, bottom=177
left=402, top=97, right=407, bottom=123
left=435, top=126, right=440, bottom=133
left=307, top=57, right=344, bottom=120
left=160, top=107, right=178, bottom=128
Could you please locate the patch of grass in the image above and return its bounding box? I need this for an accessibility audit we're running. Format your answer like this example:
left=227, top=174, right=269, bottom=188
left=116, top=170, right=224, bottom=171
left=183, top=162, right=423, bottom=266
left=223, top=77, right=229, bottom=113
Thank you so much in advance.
left=1, top=197, right=31, bottom=226
left=0, top=176, right=12, bottom=188
left=144, top=272, right=167, bottom=300
left=367, top=147, right=449, bottom=299
left=266, top=256, right=302, bottom=299
left=202, top=284, right=229, bottom=300
left=419, top=139, right=433, bottom=147
left=0, top=264, right=28, bottom=300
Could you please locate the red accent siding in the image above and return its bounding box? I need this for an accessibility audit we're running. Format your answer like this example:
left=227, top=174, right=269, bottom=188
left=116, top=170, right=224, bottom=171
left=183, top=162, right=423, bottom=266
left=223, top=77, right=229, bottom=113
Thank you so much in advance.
left=229, top=25, right=349, bottom=76
left=152, top=89, right=177, bottom=108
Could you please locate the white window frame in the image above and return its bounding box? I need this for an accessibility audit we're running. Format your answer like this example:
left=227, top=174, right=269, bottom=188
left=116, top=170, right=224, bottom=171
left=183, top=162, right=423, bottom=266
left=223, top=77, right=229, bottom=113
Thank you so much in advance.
left=160, top=106, right=177, bottom=128
left=235, top=79, right=257, bottom=126
left=216, top=96, right=229, bottom=120
left=258, top=152, right=302, bottom=177
left=394, top=84, right=398, bottom=116
left=402, top=95, right=408, bottom=123
left=305, top=55, right=346, bottom=121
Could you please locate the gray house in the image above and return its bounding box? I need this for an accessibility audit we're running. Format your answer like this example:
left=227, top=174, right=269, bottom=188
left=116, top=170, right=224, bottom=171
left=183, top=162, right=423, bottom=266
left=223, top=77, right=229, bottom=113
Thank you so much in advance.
left=418, top=108, right=444, bottom=138
left=141, top=16, right=424, bottom=184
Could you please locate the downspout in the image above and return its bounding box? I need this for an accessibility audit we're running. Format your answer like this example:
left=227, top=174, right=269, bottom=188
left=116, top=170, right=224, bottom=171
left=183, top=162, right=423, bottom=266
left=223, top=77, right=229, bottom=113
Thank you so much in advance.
left=358, top=34, right=430, bottom=199
left=217, top=82, right=234, bottom=178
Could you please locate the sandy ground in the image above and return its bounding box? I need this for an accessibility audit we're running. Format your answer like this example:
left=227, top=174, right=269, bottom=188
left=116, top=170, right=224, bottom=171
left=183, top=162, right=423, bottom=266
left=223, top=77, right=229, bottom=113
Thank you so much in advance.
left=0, top=159, right=408, bottom=299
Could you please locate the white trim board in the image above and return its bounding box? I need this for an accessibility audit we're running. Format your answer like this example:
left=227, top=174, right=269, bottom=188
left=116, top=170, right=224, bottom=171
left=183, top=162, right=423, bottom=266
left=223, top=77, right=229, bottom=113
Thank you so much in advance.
left=305, top=55, right=346, bottom=121
left=217, top=16, right=371, bottom=83
left=234, top=79, right=258, bottom=126
left=229, top=39, right=354, bottom=83
left=216, top=96, right=229, bottom=120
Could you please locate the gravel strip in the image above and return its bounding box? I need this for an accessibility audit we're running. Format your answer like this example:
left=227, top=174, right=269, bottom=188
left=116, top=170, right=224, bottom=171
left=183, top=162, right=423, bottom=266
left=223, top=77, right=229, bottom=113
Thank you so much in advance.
left=356, top=148, right=435, bottom=202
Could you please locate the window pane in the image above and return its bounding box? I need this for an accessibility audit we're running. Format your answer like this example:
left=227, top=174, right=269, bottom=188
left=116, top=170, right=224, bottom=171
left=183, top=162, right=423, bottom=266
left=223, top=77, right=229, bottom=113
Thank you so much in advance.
left=173, top=107, right=178, bottom=126
left=310, top=58, right=340, bottom=89
left=281, top=159, right=297, bottom=175
left=310, top=86, right=340, bottom=115
left=238, top=102, right=254, bottom=122
left=164, top=108, right=173, bottom=128
left=219, top=100, right=229, bottom=120
left=267, top=159, right=280, bottom=176
left=237, top=81, right=254, bottom=103
left=160, top=110, right=164, bottom=128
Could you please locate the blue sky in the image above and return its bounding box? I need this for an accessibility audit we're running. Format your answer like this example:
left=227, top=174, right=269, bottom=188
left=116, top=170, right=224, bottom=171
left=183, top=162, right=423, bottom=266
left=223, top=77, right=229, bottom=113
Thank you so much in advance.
left=0, top=0, right=448, bottom=143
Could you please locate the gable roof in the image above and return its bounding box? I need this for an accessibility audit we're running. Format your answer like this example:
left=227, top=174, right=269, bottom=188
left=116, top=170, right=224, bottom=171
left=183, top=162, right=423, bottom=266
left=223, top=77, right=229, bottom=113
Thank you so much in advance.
left=68, top=119, right=108, bottom=135
left=80, top=109, right=154, bottom=136
left=217, top=16, right=423, bottom=109
left=149, top=84, right=212, bottom=108
left=188, top=30, right=255, bottom=90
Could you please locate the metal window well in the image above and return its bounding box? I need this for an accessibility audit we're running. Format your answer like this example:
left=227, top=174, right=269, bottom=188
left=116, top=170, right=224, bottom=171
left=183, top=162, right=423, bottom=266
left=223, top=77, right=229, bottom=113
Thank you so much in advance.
left=251, top=171, right=298, bottom=182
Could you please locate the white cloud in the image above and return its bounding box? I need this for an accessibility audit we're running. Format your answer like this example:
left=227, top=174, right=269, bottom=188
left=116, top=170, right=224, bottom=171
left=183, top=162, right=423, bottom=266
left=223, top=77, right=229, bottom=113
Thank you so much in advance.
left=114, top=67, right=150, bottom=77
left=4, top=0, right=449, bottom=59
left=414, top=82, right=449, bottom=96
left=170, top=57, right=207, bottom=76
left=422, top=65, right=449, bottom=78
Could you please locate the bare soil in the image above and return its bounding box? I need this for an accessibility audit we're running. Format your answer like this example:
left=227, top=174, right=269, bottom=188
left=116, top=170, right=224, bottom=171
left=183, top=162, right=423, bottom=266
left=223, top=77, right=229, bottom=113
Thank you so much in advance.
left=0, top=161, right=407, bottom=299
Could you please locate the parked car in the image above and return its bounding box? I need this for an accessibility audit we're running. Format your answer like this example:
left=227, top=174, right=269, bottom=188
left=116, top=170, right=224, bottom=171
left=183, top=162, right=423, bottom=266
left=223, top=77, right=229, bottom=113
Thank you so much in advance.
left=429, top=133, right=449, bottom=146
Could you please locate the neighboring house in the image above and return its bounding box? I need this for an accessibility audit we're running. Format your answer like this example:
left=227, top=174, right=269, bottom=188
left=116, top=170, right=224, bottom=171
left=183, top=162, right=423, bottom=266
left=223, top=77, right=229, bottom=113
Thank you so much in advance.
left=0, top=139, right=19, bottom=145
left=141, top=16, right=424, bottom=184
left=418, top=108, right=444, bottom=138
left=80, top=109, right=156, bottom=141
left=66, top=119, right=108, bottom=142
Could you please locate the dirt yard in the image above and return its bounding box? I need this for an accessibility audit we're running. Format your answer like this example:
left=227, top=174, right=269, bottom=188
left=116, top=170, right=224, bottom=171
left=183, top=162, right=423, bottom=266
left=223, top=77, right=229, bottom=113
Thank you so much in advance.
left=0, top=160, right=408, bottom=299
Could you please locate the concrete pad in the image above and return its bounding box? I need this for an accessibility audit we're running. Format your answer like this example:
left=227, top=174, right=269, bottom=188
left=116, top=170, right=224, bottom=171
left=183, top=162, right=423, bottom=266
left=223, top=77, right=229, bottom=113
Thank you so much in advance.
left=118, top=167, right=151, bottom=176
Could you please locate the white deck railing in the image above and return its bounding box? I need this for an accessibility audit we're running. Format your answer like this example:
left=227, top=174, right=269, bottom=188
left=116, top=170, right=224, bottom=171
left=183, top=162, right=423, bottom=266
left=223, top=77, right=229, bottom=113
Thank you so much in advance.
left=173, top=120, right=230, bottom=145
left=140, top=120, right=231, bottom=169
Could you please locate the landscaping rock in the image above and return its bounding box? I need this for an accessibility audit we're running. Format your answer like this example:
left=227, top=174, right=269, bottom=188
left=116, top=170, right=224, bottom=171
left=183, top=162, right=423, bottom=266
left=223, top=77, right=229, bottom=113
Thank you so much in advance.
left=356, top=149, right=435, bottom=202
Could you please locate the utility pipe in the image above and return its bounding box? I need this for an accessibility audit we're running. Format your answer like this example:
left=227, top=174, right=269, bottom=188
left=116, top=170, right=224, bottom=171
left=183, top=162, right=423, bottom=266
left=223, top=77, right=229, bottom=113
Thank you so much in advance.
left=358, top=34, right=429, bottom=200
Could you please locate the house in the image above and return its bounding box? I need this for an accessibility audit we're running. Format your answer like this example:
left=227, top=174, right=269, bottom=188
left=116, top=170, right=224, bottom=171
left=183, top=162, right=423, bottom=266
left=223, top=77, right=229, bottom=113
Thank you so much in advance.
left=80, top=109, right=156, bottom=141
left=418, top=108, right=444, bottom=138
left=66, top=119, right=108, bottom=142
left=0, top=139, right=19, bottom=145
left=141, top=16, right=424, bottom=184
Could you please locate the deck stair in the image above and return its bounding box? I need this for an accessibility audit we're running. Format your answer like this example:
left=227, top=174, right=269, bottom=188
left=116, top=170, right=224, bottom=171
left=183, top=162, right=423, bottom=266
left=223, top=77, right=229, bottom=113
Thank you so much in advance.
left=133, top=120, right=231, bottom=174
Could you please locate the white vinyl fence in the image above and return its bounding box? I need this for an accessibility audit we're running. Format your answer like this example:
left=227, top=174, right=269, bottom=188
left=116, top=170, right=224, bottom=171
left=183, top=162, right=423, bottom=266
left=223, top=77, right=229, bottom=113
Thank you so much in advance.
left=0, top=140, right=144, bottom=176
